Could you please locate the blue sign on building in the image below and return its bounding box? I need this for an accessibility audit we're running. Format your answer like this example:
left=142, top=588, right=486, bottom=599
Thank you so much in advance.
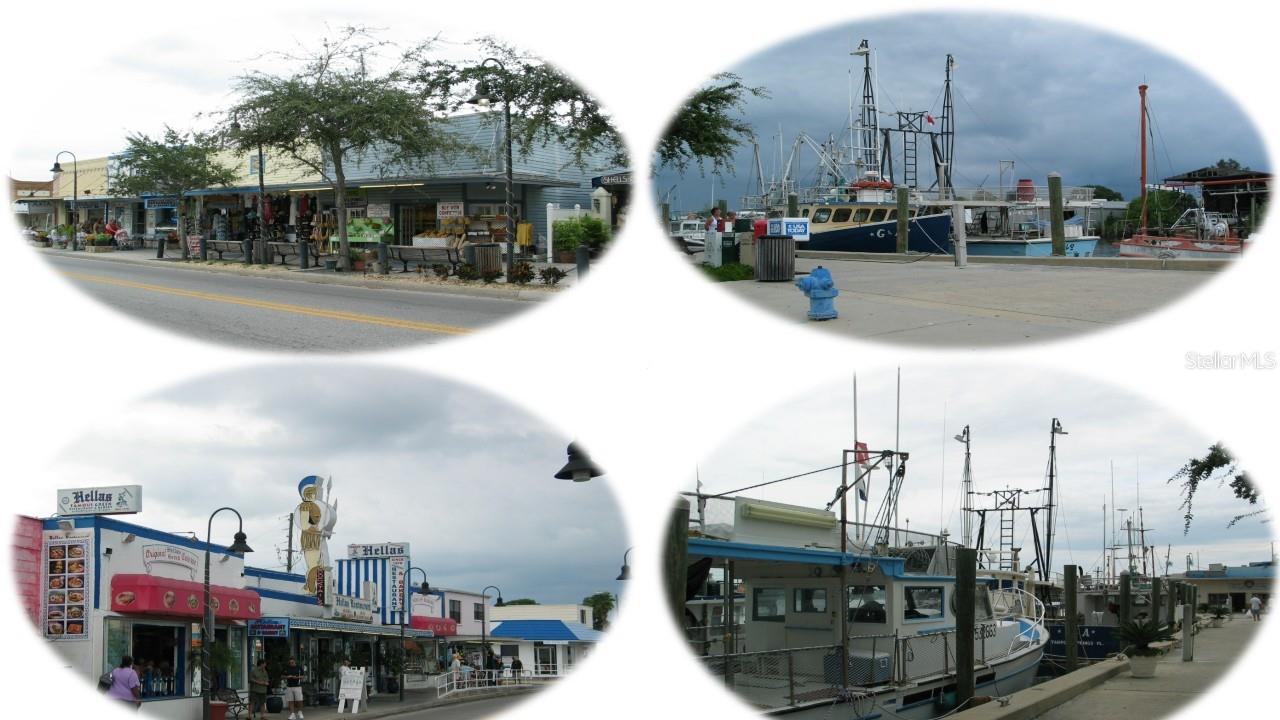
left=247, top=617, right=291, bottom=637
left=767, top=218, right=810, bottom=240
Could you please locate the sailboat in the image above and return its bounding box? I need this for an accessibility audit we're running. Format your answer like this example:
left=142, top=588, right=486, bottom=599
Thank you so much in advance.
left=1118, top=84, right=1246, bottom=259
left=681, top=438, right=1047, bottom=718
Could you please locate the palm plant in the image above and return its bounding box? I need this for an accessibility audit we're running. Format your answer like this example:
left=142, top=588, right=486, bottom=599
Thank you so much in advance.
left=1117, top=619, right=1172, bottom=657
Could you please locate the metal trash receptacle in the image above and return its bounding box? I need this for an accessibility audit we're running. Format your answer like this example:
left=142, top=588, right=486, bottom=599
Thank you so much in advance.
left=755, top=235, right=796, bottom=281
left=474, top=243, right=502, bottom=275
left=721, top=235, right=740, bottom=265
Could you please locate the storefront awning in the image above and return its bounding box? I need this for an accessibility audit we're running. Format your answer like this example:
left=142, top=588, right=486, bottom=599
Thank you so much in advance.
left=410, top=616, right=458, bottom=636
left=289, top=616, right=438, bottom=639
left=110, top=574, right=262, bottom=620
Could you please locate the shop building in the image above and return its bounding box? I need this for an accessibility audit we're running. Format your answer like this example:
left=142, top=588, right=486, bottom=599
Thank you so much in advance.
left=8, top=176, right=56, bottom=230
left=1170, top=560, right=1274, bottom=611
left=488, top=620, right=602, bottom=676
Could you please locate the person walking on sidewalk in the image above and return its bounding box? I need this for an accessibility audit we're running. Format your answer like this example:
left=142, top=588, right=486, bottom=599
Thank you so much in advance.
left=1250, top=594, right=1263, bottom=621
left=284, top=657, right=305, bottom=719
left=105, top=655, right=143, bottom=711
left=249, top=658, right=270, bottom=720
left=511, top=656, right=523, bottom=681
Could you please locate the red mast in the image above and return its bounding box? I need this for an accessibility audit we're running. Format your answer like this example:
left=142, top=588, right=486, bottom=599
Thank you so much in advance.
left=1139, top=84, right=1149, bottom=233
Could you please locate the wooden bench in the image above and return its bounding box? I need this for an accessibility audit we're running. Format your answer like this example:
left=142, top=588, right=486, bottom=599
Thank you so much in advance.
left=205, top=240, right=247, bottom=261
left=213, top=688, right=248, bottom=719
left=386, top=244, right=463, bottom=274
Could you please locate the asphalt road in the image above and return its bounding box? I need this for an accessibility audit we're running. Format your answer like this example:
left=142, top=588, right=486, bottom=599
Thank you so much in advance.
left=384, top=695, right=529, bottom=720
left=45, top=253, right=534, bottom=351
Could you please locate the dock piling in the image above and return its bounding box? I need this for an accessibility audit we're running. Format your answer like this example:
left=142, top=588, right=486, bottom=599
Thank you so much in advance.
left=951, top=203, right=968, bottom=267
left=1182, top=585, right=1195, bottom=661
left=1048, top=172, right=1066, bottom=256
left=1167, top=581, right=1178, bottom=630
left=1064, top=565, right=1079, bottom=671
left=787, top=193, right=799, bottom=218
left=1119, top=571, right=1132, bottom=625
left=1150, top=577, right=1162, bottom=627
left=956, top=547, right=977, bottom=706
left=896, top=186, right=909, bottom=254
left=665, top=496, right=689, bottom=627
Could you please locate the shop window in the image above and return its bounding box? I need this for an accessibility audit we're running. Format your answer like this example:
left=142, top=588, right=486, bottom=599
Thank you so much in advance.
left=847, top=585, right=888, bottom=624
left=500, top=644, right=519, bottom=658
left=812, top=208, right=832, bottom=224
left=832, top=208, right=852, bottom=223
left=579, top=610, right=587, bottom=625
left=793, top=588, right=828, bottom=613
left=903, top=586, right=944, bottom=621
left=129, top=623, right=185, bottom=698
left=752, top=588, right=786, bottom=622
left=449, top=599, right=462, bottom=623
left=474, top=603, right=484, bottom=621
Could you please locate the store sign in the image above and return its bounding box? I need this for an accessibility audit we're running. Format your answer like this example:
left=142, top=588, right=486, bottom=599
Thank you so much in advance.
left=388, top=556, right=408, bottom=612
left=366, top=202, right=391, bottom=219
left=437, top=201, right=464, bottom=219
left=57, top=485, right=142, bottom=516
left=331, top=593, right=374, bottom=623
left=144, top=196, right=179, bottom=209
left=25, top=200, right=54, bottom=212
left=597, top=172, right=631, bottom=186
left=41, top=529, right=93, bottom=641
left=142, top=544, right=199, bottom=580
left=315, top=567, right=329, bottom=607
left=411, top=592, right=441, bottom=618
left=338, top=666, right=368, bottom=711
left=248, top=618, right=291, bottom=638
left=347, top=543, right=409, bottom=559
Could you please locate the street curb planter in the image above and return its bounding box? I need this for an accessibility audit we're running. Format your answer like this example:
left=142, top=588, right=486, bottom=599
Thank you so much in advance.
left=84, top=245, right=115, bottom=253
left=32, top=240, right=51, bottom=248
left=1128, top=654, right=1158, bottom=678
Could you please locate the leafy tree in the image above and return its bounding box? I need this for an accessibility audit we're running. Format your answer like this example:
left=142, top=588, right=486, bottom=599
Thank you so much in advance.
left=415, top=37, right=625, bottom=169
left=1214, top=158, right=1247, bottom=171
left=1168, top=443, right=1263, bottom=532
left=1127, top=189, right=1196, bottom=231
left=222, top=26, right=467, bottom=271
left=581, top=591, right=616, bottom=631
left=1083, top=184, right=1123, bottom=201
left=502, top=598, right=539, bottom=606
left=110, top=126, right=237, bottom=259
left=656, top=73, right=769, bottom=176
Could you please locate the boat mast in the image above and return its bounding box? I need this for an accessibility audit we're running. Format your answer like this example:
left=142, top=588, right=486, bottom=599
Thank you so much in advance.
left=940, top=54, right=956, bottom=194
left=1139, top=84, right=1149, bottom=232
left=852, top=39, right=880, bottom=182
left=1043, top=418, right=1066, bottom=582
left=958, top=425, right=973, bottom=547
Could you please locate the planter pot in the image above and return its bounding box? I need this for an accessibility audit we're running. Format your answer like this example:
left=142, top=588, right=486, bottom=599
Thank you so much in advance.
left=1128, top=654, right=1159, bottom=678
left=1209, top=618, right=1224, bottom=628
left=352, top=260, right=366, bottom=271
left=266, top=695, right=284, bottom=713
left=33, top=240, right=51, bottom=248
left=556, top=250, right=575, bottom=264
left=84, top=245, right=115, bottom=253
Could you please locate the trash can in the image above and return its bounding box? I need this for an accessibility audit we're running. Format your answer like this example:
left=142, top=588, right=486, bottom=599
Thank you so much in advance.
left=474, top=243, right=502, bottom=275
left=209, top=700, right=229, bottom=720
left=721, top=235, right=740, bottom=265
left=756, top=235, right=796, bottom=281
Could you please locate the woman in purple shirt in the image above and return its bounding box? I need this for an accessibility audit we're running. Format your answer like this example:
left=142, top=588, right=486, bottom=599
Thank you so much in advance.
left=106, top=655, right=143, bottom=710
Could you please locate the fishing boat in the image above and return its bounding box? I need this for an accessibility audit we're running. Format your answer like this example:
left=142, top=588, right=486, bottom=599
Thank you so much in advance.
left=682, top=448, right=1047, bottom=718
left=1117, top=84, right=1245, bottom=259
left=797, top=179, right=954, bottom=253
left=669, top=217, right=707, bottom=254
left=960, top=190, right=1102, bottom=258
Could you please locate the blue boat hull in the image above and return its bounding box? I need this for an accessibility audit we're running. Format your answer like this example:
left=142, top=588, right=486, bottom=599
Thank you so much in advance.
left=803, top=213, right=954, bottom=254
left=958, top=237, right=1099, bottom=257
left=1045, top=622, right=1121, bottom=661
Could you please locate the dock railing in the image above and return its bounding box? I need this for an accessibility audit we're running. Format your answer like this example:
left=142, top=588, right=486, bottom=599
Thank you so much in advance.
left=433, top=667, right=560, bottom=699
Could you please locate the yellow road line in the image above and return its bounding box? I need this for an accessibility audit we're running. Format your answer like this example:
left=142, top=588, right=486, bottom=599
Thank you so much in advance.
left=61, top=271, right=474, bottom=336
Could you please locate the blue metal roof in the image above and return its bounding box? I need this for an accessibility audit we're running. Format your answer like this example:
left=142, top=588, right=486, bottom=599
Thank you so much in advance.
left=1185, top=564, right=1274, bottom=580
left=687, top=537, right=908, bottom=576
left=489, top=620, right=603, bottom=643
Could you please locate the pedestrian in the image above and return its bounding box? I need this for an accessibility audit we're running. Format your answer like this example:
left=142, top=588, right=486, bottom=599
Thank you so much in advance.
left=284, top=657, right=305, bottom=720
left=1250, top=594, right=1263, bottom=621
left=105, top=655, right=142, bottom=711
left=724, top=211, right=738, bottom=233
left=249, top=658, right=270, bottom=720
left=705, top=207, right=722, bottom=233
left=450, top=651, right=461, bottom=682
left=511, top=655, right=523, bottom=680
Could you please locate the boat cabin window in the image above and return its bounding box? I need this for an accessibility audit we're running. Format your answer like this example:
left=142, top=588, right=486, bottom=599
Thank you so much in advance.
left=752, top=587, right=787, bottom=622
left=793, top=588, right=828, bottom=614
left=886, top=209, right=897, bottom=220
left=870, top=209, right=888, bottom=223
left=951, top=587, right=994, bottom=621
left=812, top=208, right=832, bottom=224
left=847, top=584, right=887, bottom=624
left=903, top=586, right=944, bottom=622
left=853, top=208, right=872, bottom=223
left=801, top=208, right=810, bottom=217
left=832, top=208, right=852, bottom=223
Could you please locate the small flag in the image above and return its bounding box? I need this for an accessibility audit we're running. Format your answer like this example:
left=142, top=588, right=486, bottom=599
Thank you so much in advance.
left=854, top=442, right=870, bottom=467
left=926, top=114, right=936, bottom=125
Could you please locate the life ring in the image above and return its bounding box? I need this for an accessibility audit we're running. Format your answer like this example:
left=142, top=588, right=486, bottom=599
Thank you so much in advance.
left=1244, top=579, right=1255, bottom=588
left=852, top=179, right=893, bottom=190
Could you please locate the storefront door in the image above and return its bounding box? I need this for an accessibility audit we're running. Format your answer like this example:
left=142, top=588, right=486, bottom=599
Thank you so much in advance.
left=534, top=645, right=557, bottom=675
left=397, top=204, right=436, bottom=244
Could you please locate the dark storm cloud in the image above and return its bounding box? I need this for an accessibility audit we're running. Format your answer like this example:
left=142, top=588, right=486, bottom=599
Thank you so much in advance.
left=46, top=365, right=628, bottom=605
left=655, top=13, right=1267, bottom=211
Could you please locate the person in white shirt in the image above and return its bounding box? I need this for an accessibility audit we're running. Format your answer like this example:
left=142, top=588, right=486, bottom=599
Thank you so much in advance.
left=1250, top=594, right=1263, bottom=621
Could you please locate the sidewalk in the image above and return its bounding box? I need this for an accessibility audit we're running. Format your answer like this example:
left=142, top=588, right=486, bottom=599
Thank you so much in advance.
left=33, top=246, right=577, bottom=301
left=257, top=686, right=538, bottom=720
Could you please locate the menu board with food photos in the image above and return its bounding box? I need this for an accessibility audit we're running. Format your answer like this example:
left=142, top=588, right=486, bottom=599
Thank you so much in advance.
left=42, top=530, right=93, bottom=640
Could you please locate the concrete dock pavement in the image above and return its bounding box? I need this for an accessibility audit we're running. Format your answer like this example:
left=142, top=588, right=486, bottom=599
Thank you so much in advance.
left=719, top=256, right=1221, bottom=347
left=246, top=686, right=536, bottom=720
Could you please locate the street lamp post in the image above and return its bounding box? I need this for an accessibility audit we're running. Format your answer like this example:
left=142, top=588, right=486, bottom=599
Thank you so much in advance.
left=400, top=567, right=430, bottom=703
left=479, top=585, right=504, bottom=681
left=467, top=58, right=516, bottom=278
left=50, top=151, right=78, bottom=250
left=555, top=442, right=604, bottom=482
left=203, top=508, right=253, bottom=720
left=616, top=548, right=632, bottom=581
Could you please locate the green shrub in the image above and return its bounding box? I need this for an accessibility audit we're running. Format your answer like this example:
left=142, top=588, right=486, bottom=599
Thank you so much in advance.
left=455, top=263, right=480, bottom=281
left=1117, top=619, right=1172, bottom=657
left=508, top=261, right=535, bottom=285
left=700, top=263, right=755, bottom=282
left=539, top=267, right=567, bottom=285
left=431, top=264, right=450, bottom=279
left=552, top=215, right=611, bottom=253
left=480, top=269, right=502, bottom=284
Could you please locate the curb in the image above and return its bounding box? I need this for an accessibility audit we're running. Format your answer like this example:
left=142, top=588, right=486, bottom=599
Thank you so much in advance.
left=953, top=656, right=1129, bottom=720
left=36, top=248, right=564, bottom=302
left=337, top=687, right=538, bottom=719
left=795, top=251, right=1229, bottom=272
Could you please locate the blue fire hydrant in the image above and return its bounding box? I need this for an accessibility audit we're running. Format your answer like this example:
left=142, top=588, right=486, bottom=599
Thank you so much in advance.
left=795, top=265, right=839, bottom=321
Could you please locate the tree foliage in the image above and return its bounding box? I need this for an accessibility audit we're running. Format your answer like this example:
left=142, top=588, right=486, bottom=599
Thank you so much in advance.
left=415, top=37, right=625, bottom=169
left=1167, top=443, right=1262, bottom=533
left=1083, top=184, right=1123, bottom=201
left=110, top=126, right=237, bottom=259
left=502, top=598, right=539, bottom=606
left=656, top=73, right=768, bottom=175
left=581, top=591, right=616, bottom=631
left=1129, top=189, right=1196, bottom=230
left=221, top=26, right=468, bottom=270
left=1214, top=158, right=1247, bottom=171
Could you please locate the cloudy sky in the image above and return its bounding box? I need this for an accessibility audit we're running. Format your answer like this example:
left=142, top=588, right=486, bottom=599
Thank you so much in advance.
left=692, top=367, right=1273, bottom=574
left=654, top=12, right=1268, bottom=213
left=38, top=365, right=627, bottom=605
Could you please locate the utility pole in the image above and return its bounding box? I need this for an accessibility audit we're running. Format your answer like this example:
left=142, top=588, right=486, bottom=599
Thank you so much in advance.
left=286, top=513, right=295, bottom=573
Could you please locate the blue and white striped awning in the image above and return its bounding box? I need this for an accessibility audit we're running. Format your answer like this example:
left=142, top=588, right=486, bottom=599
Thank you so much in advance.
left=287, top=616, right=437, bottom=639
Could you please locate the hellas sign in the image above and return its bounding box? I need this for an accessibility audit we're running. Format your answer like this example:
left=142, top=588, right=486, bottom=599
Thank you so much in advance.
left=57, top=486, right=143, bottom=516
